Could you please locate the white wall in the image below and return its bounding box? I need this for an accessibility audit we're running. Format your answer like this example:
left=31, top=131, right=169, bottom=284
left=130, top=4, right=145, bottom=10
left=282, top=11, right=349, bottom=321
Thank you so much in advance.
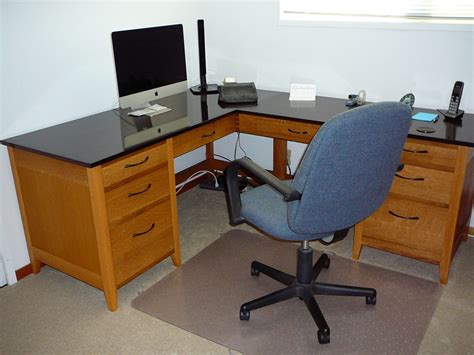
left=0, top=1, right=207, bottom=271
left=206, top=1, right=473, bottom=170
left=1, top=1, right=473, bottom=271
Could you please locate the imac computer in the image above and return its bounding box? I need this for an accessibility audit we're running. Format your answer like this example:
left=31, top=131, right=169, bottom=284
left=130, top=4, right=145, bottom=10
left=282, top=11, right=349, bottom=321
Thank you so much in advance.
left=112, top=24, right=187, bottom=110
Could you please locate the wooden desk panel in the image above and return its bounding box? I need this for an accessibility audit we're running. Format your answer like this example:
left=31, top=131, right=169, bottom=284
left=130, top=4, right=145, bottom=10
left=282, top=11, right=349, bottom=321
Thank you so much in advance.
left=390, top=165, right=454, bottom=208
left=359, top=196, right=447, bottom=263
left=173, top=115, right=236, bottom=157
left=102, top=143, right=168, bottom=188
left=110, top=198, right=175, bottom=286
left=9, top=149, right=101, bottom=280
left=401, top=139, right=458, bottom=172
left=238, top=114, right=318, bottom=144
left=105, top=166, right=170, bottom=228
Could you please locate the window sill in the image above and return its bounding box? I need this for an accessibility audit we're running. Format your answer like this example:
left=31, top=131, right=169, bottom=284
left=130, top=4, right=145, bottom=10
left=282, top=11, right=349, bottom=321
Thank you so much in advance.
left=279, top=15, right=474, bottom=32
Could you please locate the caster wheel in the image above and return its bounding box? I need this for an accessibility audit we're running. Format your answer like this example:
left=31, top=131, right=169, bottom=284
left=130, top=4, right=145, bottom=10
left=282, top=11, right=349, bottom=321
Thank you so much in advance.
left=317, top=329, right=330, bottom=344
left=366, top=295, right=376, bottom=305
left=324, top=258, right=331, bottom=269
left=251, top=267, right=260, bottom=276
left=240, top=309, right=250, bottom=321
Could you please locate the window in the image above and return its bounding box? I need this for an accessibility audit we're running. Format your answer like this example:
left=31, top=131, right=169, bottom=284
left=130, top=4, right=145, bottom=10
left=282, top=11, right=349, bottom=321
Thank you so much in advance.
left=280, top=0, right=474, bottom=25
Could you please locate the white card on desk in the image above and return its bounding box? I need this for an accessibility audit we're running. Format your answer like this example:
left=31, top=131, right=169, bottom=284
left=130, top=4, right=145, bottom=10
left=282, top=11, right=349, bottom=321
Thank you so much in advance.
left=289, top=84, right=316, bottom=101
left=128, top=104, right=171, bottom=117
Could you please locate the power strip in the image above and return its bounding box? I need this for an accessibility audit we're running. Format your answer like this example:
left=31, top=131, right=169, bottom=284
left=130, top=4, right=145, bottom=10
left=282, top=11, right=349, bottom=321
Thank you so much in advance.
left=199, top=174, right=225, bottom=191
left=199, top=172, right=248, bottom=192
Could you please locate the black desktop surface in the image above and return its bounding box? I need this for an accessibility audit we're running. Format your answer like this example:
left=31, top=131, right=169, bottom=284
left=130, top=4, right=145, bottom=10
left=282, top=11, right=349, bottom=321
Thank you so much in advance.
left=1, top=90, right=473, bottom=167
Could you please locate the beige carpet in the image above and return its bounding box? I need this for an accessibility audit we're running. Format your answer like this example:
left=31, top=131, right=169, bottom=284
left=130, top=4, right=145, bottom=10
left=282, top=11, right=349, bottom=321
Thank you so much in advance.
left=1, top=187, right=473, bottom=353
left=132, top=229, right=442, bottom=355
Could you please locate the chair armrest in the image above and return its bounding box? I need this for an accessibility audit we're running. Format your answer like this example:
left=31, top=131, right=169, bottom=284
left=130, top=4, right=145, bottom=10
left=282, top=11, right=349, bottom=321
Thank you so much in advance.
left=224, top=157, right=301, bottom=225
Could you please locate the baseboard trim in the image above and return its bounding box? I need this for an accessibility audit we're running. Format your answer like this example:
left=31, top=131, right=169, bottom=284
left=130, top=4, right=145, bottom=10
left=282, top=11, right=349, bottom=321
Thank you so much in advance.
left=15, top=263, right=39, bottom=281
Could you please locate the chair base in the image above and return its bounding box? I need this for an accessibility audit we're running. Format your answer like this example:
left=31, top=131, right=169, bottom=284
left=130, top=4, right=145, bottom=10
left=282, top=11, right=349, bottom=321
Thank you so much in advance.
left=239, top=247, right=376, bottom=344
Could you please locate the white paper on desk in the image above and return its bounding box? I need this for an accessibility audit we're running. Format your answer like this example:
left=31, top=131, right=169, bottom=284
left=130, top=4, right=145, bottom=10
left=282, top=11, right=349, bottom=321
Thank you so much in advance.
left=289, top=84, right=316, bottom=101
left=128, top=104, right=171, bottom=117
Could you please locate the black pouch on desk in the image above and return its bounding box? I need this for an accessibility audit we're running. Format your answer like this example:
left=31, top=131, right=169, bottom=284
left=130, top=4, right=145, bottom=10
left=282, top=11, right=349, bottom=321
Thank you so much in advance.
left=218, top=82, right=258, bottom=104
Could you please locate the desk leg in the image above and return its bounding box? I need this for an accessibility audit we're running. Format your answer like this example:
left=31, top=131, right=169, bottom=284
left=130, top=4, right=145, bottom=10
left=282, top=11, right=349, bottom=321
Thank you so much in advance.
left=352, top=223, right=363, bottom=260
left=206, top=142, right=214, bottom=167
left=103, top=286, right=118, bottom=311
left=7, top=148, right=41, bottom=274
left=439, top=147, right=470, bottom=285
left=87, top=167, right=118, bottom=311
left=167, top=140, right=182, bottom=267
left=273, top=139, right=288, bottom=179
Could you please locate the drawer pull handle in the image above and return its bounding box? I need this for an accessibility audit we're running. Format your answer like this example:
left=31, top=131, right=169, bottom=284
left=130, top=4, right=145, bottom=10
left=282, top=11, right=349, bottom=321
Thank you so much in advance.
left=403, top=148, right=428, bottom=154
left=201, top=131, right=216, bottom=138
left=389, top=211, right=419, bottom=220
left=132, top=223, right=155, bottom=238
left=395, top=174, right=425, bottom=181
left=125, top=156, right=149, bottom=168
left=288, top=128, right=308, bottom=135
left=128, top=184, right=152, bottom=197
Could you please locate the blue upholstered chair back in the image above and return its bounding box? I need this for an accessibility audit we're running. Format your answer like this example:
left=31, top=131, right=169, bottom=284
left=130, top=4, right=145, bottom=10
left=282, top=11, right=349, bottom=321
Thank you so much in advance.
left=288, top=102, right=412, bottom=235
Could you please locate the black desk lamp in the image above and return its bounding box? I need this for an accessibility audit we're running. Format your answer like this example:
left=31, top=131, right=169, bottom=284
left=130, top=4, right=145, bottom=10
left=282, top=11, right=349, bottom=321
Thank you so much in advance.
left=190, top=19, right=218, bottom=95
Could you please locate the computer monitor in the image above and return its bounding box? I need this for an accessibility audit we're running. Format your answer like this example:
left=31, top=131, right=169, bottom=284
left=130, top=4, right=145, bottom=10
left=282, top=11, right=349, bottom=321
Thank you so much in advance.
left=112, top=24, right=187, bottom=110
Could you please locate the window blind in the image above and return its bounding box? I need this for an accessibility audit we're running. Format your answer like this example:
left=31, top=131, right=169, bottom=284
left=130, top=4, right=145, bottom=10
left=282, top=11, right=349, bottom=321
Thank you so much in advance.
left=280, top=0, right=474, bottom=24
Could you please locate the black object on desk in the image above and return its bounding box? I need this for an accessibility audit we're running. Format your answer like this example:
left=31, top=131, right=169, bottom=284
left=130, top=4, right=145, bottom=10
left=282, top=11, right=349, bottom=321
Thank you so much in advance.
left=345, top=90, right=366, bottom=107
left=438, top=109, right=464, bottom=120
left=218, top=82, right=258, bottom=104
left=437, top=81, right=464, bottom=120
left=416, top=126, right=436, bottom=134
left=400, top=93, right=415, bottom=108
left=190, top=20, right=218, bottom=95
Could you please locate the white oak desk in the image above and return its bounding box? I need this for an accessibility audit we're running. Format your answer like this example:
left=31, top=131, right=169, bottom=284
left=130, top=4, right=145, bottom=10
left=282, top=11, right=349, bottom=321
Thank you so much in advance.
left=2, top=90, right=473, bottom=310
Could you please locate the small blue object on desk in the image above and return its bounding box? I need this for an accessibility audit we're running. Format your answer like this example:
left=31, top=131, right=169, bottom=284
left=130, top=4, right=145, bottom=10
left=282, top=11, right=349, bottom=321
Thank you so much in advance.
left=412, top=112, right=438, bottom=122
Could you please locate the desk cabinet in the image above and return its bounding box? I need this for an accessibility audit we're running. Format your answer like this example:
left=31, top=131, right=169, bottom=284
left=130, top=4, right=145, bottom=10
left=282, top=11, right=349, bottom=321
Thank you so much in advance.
left=353, top=139, right=473, bottom=284
left=8, top=139, right=181, bottom=311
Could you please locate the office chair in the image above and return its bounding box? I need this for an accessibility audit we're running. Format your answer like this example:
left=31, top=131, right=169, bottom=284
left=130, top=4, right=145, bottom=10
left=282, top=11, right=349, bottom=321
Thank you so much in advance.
left=224, top=102, right=412, bottom=344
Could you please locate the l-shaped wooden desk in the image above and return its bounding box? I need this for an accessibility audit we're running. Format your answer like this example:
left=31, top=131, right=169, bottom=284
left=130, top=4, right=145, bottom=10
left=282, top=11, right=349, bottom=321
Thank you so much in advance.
left=2, top=90, right=473, bottom=310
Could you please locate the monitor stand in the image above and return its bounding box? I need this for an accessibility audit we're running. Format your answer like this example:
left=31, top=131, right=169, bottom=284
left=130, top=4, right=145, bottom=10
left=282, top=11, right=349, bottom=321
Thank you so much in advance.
left=190, top=83, right=219, bottom=95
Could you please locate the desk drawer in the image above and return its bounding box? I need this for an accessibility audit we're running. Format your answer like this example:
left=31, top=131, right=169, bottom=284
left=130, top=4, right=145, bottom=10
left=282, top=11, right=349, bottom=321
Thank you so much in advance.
left=172, top=116, right=235, bottom=157
left=102, top=142, right=168, bottom=188
left=391, top=165, right=454, bottom=207
left=238, top=114, right=318, bottom=143
left=105, top=167, right=170, bottom=228
left=110, top=199, right=174, bottom=286
left=362, top=197, right=447, bottom=261
left=401, top=139, right=457, bottom=172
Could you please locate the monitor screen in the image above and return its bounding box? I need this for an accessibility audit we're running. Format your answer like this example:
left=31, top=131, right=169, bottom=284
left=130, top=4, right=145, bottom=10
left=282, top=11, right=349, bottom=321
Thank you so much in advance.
left=112, top=24, right=187, bottom=109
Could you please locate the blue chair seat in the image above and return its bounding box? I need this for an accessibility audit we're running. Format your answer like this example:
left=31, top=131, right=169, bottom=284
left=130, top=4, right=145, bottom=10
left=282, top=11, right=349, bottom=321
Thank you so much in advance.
left=241, top=183, right=332, bottom=241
